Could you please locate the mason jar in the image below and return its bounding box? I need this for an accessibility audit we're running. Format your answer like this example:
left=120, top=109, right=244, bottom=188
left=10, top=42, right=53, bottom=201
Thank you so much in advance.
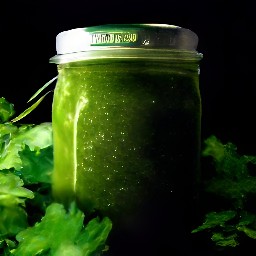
left=50, top=24, right=202, bottom=256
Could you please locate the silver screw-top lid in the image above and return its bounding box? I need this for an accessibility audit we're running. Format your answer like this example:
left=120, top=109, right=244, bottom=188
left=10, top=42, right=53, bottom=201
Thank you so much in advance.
left=50, top=24, right=201, bottom=64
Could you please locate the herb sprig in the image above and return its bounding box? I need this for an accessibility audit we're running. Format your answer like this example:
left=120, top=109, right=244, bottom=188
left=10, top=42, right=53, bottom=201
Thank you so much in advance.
left=0, top=81, right=112, bottom=256
left=192, top=135, right=256, bottom=247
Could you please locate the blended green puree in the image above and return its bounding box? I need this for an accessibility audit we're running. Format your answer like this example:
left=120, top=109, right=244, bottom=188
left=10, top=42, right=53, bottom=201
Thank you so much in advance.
left=52, top=57, right=201, bottom=255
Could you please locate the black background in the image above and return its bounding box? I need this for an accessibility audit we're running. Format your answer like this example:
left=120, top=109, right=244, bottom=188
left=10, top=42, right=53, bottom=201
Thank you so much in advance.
left=1, top=0, right=256, bottom=254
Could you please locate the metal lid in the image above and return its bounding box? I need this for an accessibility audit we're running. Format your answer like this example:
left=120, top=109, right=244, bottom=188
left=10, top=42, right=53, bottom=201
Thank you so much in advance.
left=50, top=24, right=200, bottom=64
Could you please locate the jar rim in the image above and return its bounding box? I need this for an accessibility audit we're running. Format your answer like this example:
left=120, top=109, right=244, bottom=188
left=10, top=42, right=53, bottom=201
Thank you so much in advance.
left=49, top=48, right=203, bottom=64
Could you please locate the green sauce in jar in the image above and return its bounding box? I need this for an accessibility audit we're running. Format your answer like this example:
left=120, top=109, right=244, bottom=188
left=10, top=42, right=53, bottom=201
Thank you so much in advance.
left=50, top=24, right=202, bottom=255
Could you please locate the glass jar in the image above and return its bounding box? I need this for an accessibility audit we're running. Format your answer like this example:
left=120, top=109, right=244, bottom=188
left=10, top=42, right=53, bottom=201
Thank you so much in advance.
left=50, top=24, right=202, bottom=255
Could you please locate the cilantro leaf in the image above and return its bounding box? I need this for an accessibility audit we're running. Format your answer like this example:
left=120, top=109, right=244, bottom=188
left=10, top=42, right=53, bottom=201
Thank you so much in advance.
left=193, top=135, right=256, bottom=248
left=0, top=98, right=15, bottom=123
left=0, top=172, right=34, bottom=238
left=13, top=203, right=112, bottom=256
left=16, top=145, right=53, bottom=184
left=191, top=210, right=237, bottom=233
left=0, top=123, right=52, bottom=171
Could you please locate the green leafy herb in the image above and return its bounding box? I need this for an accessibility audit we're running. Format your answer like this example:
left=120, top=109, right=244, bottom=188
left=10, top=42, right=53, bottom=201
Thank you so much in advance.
left=192, top=135, right=256, bottom=247
left=12, top=202, right=112, bottom=256
left=0, top=172, right=34, bottom=237
left=0, top=121, right=52, bottom=171
left=0, top=98, right=15, bottom=123
left=0, top=95, right=112, bottom=256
